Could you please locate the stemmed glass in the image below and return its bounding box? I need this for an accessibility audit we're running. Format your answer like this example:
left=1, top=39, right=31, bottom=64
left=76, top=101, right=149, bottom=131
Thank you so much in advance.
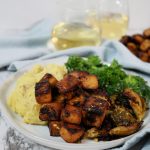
left=49, top=0, right=102, bottom=50
left=98, top=0, right=129, bottom=40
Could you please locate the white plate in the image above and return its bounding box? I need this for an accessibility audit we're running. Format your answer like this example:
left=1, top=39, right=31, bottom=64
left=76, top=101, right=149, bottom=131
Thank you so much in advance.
left=0, top=56, right=150, bottom=150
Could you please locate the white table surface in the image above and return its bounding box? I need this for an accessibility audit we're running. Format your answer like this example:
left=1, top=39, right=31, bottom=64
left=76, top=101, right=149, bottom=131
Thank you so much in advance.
left=0, top=0, right=150, bottom=150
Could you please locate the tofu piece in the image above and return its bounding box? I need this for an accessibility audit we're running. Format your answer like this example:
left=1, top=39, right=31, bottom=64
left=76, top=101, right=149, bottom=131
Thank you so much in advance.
left=54, top=94, right=65, bottom=104
left=40, top=73, right=58, bottom=87
left=60, top=123, right=84, bottom=143
left=56, top=75, right=79, bottom=93
left=82, top=111, right=105, bottom=128
left=90, top=89, right=108, bottom=101
left=69, top=71, right=89, bottom=79
left=35, top=81, right=52, bottom=104
left=63, top=91, right=75, bottom=100
left=48, top=121, right=61, bottom=136
left=61, top=105, right=82, bottom=125
left=39, top=103, right=62, bottom=121
left=83, top=97, right=109, bottom=128
left=80, top=74, right=99, bottom=90
left=67, top=95, right=85, bottom=107
left=64, top=89, right=88, bottom=101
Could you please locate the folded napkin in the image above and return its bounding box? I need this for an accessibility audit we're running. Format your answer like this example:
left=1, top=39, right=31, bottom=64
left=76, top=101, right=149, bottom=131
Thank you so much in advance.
left=7, top=40, right=150, bottom=75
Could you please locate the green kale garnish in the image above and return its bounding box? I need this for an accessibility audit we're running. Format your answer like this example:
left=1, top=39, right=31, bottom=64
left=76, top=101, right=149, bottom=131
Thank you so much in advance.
left=66, top=55, right=102, bottom=72
left=97, top=60, right=127, bottom=95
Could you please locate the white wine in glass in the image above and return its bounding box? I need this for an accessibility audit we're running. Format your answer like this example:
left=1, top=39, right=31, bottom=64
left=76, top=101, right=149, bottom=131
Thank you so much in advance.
left=50, top=0, right=102, bottom=50
left=51, top=22, right=101, bottom=50
left=98, top=13, right=128, bottom=39
left=98, top=0, right=129, bottom=40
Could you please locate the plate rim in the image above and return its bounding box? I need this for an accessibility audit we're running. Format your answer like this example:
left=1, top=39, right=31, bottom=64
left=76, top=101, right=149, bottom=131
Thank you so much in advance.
left=0, top=57, right=150, bottom=150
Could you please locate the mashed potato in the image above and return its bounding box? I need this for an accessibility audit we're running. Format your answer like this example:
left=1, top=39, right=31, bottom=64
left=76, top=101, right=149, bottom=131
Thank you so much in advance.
left=7, top=64, right=67, bottom=125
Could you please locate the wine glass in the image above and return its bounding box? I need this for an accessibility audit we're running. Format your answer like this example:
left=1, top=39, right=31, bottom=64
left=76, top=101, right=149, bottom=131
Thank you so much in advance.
left=98, top=0, right=129, bottom=40
left=49, top=0, right=102, bottom=50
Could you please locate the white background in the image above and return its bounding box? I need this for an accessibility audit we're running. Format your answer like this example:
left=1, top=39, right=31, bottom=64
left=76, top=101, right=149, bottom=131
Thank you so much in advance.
left=0, top=0, right=149, bottom=32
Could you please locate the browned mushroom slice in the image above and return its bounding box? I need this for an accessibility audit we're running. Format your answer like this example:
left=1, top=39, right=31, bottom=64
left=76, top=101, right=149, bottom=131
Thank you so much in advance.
left=40, top=73, right=58, bottom=87
left=39, top=103, right=62, bottom=121
left=83, top=97, right=109, bottom=128
left=80, top=74, right=99, bottom=90
left=109, top=122, right=142, bottom=136
left=48, top=121, right=61, bottom=136
left=61, top=105, right=82, bottom=125
left=110, top=106, right=136, bottom=126
left=123, top=88, right=146, bottom=121
left=143, top=28, right=150, bottom=38
left=56, top=75, right=79, bottom=93
left=60, top=123, right=84, bottom=143
left=35, top=81, right=52, bottom=104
